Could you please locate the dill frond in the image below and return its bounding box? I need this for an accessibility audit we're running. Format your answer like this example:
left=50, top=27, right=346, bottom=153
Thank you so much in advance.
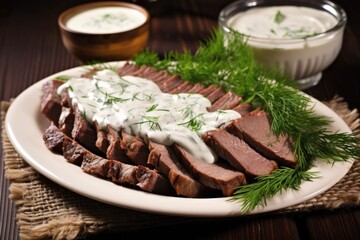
left=133, top=28, right=360, bottom=213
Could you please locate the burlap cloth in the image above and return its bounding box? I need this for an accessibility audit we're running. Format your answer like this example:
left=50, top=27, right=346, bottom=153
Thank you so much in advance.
left=1, top=96, right=360, bottom=240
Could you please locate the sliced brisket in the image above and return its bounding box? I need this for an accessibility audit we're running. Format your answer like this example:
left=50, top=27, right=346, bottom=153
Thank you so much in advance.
left=63, top=136, right=86, bottom=166
left=148, top=141, right=217, bottom=197
left=168, top=81, right=195, bottom=94
left=120, top=130, right=150, bottom=166
left=43, top=122, right=64, bottom=154
left=44, top=123, right=85, bottom=165
left=173, top=145, right=247, bottom=196
left=203, top=129, right=278, bottom=177
left=198, top=85, right=225, bottom=104
left=157, top=75, right=185, bottom=92
left=106, top=126, right=132, bottom=164
left=71, top=106, right=104, bottom=156
left=226, top=110, right=297, bottom=167
left=40, top=79, right=63, bottom=125
left=207, top=92, right=243, bottom=112
left=58, top=107, right=74, bottom=137
left=82, top=151, right=174, bottom=195
left=187, top=83, right=207, bottom=93
left=116, top=62, right=140, bottom=76
left=231, top=103, right=255, bottom=116
left=46, top=121, right=174, bottom=195
left=94, top=121, right=109, bottom=153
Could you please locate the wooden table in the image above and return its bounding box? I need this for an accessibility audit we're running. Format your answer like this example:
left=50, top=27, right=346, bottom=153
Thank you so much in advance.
left=1, top=0, right=359, bottom=239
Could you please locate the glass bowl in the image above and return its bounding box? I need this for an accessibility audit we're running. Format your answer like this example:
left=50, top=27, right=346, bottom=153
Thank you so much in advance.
left=218, top=0, right=347, bottom=89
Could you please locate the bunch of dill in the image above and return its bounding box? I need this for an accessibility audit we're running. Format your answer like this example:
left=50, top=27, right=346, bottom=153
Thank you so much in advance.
left=133, top=29, right=360, bottom=213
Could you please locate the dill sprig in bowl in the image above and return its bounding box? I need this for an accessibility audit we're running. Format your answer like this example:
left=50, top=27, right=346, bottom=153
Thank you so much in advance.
left=218, top=0, right=347, bottom=90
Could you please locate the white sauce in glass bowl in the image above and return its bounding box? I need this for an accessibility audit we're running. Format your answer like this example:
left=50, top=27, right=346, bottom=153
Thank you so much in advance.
left=228, top=6, right=338, bottom=40
left=58, top=69, right=240, bottom=164
left=223, top=5, right=345, bottom=84
left=66, top=7, right=146, bottom=34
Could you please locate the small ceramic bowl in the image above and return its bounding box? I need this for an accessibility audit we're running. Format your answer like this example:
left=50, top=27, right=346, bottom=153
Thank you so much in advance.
left=219, top=0, right=347, bottom=89
left=58, top=1, right=150, bottom=62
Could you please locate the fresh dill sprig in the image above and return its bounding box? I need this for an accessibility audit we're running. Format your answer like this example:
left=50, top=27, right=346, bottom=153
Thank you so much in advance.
left=133, top=28, right=360, bottom=213
left=136, top=116, right=162, bottom=131
left=146, top=103, right=169, bottom=113
left=230, top=167, right=318, bottom=212
left=179, top=113, right=205, bottom=132
left=94, top=82, right=129, bottom=104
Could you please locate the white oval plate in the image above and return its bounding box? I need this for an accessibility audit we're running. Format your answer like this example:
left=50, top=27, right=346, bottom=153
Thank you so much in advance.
left=5, top=62, right=355, bottom=217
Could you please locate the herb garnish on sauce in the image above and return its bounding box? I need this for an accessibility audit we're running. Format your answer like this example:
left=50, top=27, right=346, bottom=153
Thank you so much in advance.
left=274, top=10, right=285, bottom=24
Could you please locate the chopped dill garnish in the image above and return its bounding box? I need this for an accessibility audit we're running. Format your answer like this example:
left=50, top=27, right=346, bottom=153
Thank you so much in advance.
left=146, top=103, right=169, bottom=112
left=136, top=116, right=162, bottom=131
left=179, top=113, right=205, bottom=132
left=146, top=104, right=158, bottom=112
left=55, top=75, right=70, bottom=82
left=274, top=10, right=285, bottom=24
left=133, top=28, right=360, bottom=213
left=94, top=82, right=129, bottom=104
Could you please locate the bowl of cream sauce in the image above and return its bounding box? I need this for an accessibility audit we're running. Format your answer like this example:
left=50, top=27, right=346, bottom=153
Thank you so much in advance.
left=58, top=1, right=150, bottom=62
left=219, top=0, right=347, bottom=89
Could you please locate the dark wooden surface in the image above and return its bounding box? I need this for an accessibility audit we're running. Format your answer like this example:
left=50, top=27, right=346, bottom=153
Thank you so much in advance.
left=1, top=0, right=359, bottom=239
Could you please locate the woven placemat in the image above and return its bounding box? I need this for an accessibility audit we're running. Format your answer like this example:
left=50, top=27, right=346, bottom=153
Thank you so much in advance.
left=1, top=96, right=360, bottom=240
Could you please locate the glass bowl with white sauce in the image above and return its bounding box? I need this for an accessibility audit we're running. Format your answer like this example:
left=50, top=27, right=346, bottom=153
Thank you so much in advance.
left=58, top=1, right=150, bottom=62
left=218, top=0, right=347, bottom=89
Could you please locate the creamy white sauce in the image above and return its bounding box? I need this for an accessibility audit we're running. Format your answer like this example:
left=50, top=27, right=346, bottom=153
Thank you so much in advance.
left=228, top=6, right=338, bottom=39
left=66, top=7, right=146, bottom=34
left=58, top=69, right=241, bottom=163
left=224, top=5, right=344, bottom=82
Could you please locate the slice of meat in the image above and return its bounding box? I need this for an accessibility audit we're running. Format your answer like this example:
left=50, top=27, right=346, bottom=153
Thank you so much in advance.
left=141, top=70, right=168, bottom=84
left=63, top=136, right=86, bottom=166
left=106, top=126, right=132, bottom=164
left=43, top=122, right=64, bottom=154
left=226, top=109, right=297, bottom=167
left=81, top=151, right=174, bottom=195
left=94, top=121, right=109, bottom=153
left=120, top=130, right=150, bottom=166
left=135, top=165, right=176, bottom=196
left=125, top=64, right=153, bottom=78
left=231, top=103, right=255, bottom=116
left=148, top=141, right=217, bottom=198
left=208, top=92, right=243, bottom=112
left=187, top=83, right=207, bottom=93
left=40, top=79, right=64, bottom=125
left=203, top=129, right=278, bottom=177
left=173, top=145, right=247, bottom=196
left=58, top=107, right=74, bottom=137
left=44, top=123, right=85, bottom=165
left=116, top=62, right=140, bottom=76
left=198, top=85, right=225, bottom=104
left=168, top=81, right=195, bottom=94
left=59, top=86, right=72, bottom=108
left=158, top=75, right=184, bottom=92
left=71, top=106, right=104, bottom=156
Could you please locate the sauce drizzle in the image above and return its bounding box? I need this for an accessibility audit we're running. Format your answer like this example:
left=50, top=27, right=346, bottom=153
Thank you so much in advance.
left=58, top=69, right=241, bottom=163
